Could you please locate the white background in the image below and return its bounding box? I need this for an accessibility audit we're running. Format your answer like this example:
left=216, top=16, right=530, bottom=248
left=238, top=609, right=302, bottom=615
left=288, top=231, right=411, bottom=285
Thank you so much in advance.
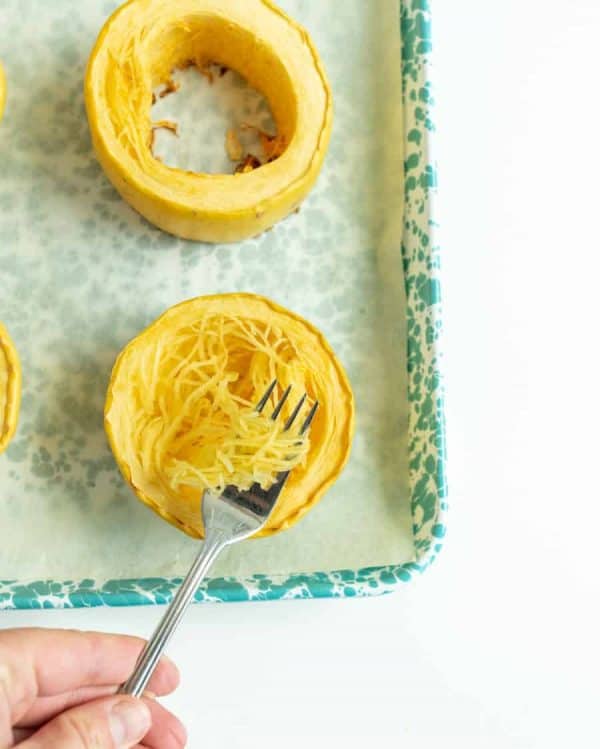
left=4, top=1, right=600, bottom=746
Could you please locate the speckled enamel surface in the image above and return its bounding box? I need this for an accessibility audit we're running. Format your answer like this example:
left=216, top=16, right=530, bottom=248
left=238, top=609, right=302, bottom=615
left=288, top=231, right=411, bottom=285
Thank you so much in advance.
left=0, top=0, right=445, bottom=608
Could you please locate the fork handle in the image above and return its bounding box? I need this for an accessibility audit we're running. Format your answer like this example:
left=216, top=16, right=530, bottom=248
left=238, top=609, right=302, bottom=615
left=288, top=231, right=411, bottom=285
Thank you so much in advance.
left=119, top=531, right=227, bottom=697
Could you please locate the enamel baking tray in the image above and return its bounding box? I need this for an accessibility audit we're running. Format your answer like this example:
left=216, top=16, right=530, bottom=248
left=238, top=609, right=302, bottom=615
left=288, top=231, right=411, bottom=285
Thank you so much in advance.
left=0, top=0, right=446, bottom=608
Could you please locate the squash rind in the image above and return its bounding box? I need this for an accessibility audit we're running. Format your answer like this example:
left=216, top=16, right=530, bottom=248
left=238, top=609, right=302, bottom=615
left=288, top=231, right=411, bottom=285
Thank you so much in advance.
left=0, top=322, right=21, bottom=454
left=0, top=62, right=6, bottom=123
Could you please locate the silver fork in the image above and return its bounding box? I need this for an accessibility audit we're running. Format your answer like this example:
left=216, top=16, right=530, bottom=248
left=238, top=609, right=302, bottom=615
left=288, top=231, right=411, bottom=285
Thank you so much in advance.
left=120, top=379, right=318, bottom=697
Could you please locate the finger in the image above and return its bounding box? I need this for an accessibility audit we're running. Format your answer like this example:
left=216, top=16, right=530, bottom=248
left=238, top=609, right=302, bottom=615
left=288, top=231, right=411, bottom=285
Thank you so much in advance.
left=140, top=698, right=187, bottom=749
left=17, top=695, right=151, bottom=749
left=0, top=628, right=179, bottom=725
left=17, top=684, right=173, bottom=728
left=14, top=726, right=152, bottom=749
left=12, top=732, right=149, bottom=749
left=15, top=685, right=116, bottom=728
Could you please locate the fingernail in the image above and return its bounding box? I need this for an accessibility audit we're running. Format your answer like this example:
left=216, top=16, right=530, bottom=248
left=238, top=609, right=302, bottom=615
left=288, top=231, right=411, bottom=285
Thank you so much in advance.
left=109, top=699, right=151, bottom=746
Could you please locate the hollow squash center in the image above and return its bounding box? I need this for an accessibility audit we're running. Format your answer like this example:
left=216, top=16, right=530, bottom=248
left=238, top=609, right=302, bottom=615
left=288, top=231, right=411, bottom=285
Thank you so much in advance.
left=117, top=13, right=297, bottom=157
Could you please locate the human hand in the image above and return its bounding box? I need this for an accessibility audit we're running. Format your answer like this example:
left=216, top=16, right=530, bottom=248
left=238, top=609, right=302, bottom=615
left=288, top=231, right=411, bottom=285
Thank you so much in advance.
left=0, top=627, right=186, bottom=748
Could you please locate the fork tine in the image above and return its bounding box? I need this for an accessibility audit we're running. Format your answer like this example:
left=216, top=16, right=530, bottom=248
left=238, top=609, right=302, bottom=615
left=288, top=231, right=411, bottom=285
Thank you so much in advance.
left=300, top=401, right=319, bottom=434
left=271, top=384, right=292, bottom=420
left=255, top=379, right=277, bottom=413
left=284, top=393, right=307, bottom=431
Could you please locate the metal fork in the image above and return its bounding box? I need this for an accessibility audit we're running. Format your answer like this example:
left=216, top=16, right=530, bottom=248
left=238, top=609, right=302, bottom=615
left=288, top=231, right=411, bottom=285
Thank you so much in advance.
left=120, top=379, right=318, bottom=697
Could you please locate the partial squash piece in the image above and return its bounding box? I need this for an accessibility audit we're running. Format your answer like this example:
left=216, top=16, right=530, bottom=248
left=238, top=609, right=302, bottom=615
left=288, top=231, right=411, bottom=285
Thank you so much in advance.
left=0, top=322, right=21, bottom=454
left=0, top=61, right=6, bottom=123
left=85, top=0, right=332, bottom=242
left=105, top=294, right=354, bottom=537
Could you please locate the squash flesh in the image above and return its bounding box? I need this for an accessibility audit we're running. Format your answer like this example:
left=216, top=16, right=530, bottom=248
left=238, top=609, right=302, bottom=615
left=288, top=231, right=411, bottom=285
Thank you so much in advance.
left=119, top=313, right=310, bottom=496
left=106, top=294, right=355, bottom=537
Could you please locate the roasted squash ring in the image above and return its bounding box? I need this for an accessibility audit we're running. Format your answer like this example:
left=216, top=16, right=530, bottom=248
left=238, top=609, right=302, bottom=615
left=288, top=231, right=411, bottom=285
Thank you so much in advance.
left=0, top=322, right=21, bottom=454
left=0, top=61, right=6, bottom=123
left=105, top=294, right=354, bottom=537
left=85, top=0, right=333, bottom=243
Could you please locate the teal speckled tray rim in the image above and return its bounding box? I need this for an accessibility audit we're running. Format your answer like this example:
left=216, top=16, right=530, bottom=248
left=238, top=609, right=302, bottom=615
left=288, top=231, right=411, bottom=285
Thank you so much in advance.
left=0, top=0, right=446, bottom=609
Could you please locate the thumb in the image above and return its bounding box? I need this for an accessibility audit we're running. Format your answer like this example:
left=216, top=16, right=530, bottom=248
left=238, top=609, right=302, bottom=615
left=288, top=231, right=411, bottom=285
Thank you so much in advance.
left=18, top=695, right=151, bottom=749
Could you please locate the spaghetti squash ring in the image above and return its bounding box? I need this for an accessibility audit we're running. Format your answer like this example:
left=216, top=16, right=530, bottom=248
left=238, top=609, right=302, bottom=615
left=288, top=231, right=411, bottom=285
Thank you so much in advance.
left=105, top=294, right=354, bottom=537
left=0, top=322, right=21, bottom=454
left=85, top=0, right=332, bottom=243
left=0, top=61, right=6, bottom=123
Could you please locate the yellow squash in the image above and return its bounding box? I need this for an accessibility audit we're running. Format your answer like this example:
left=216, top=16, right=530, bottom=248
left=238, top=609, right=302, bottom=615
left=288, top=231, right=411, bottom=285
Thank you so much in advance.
left=85, top=0, right=333, bottom=243
left=0, top=322, right=21, bottom=454
left=0, top=61, right=6, bottom=122
left=105, top=294, right=354, bottom=537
